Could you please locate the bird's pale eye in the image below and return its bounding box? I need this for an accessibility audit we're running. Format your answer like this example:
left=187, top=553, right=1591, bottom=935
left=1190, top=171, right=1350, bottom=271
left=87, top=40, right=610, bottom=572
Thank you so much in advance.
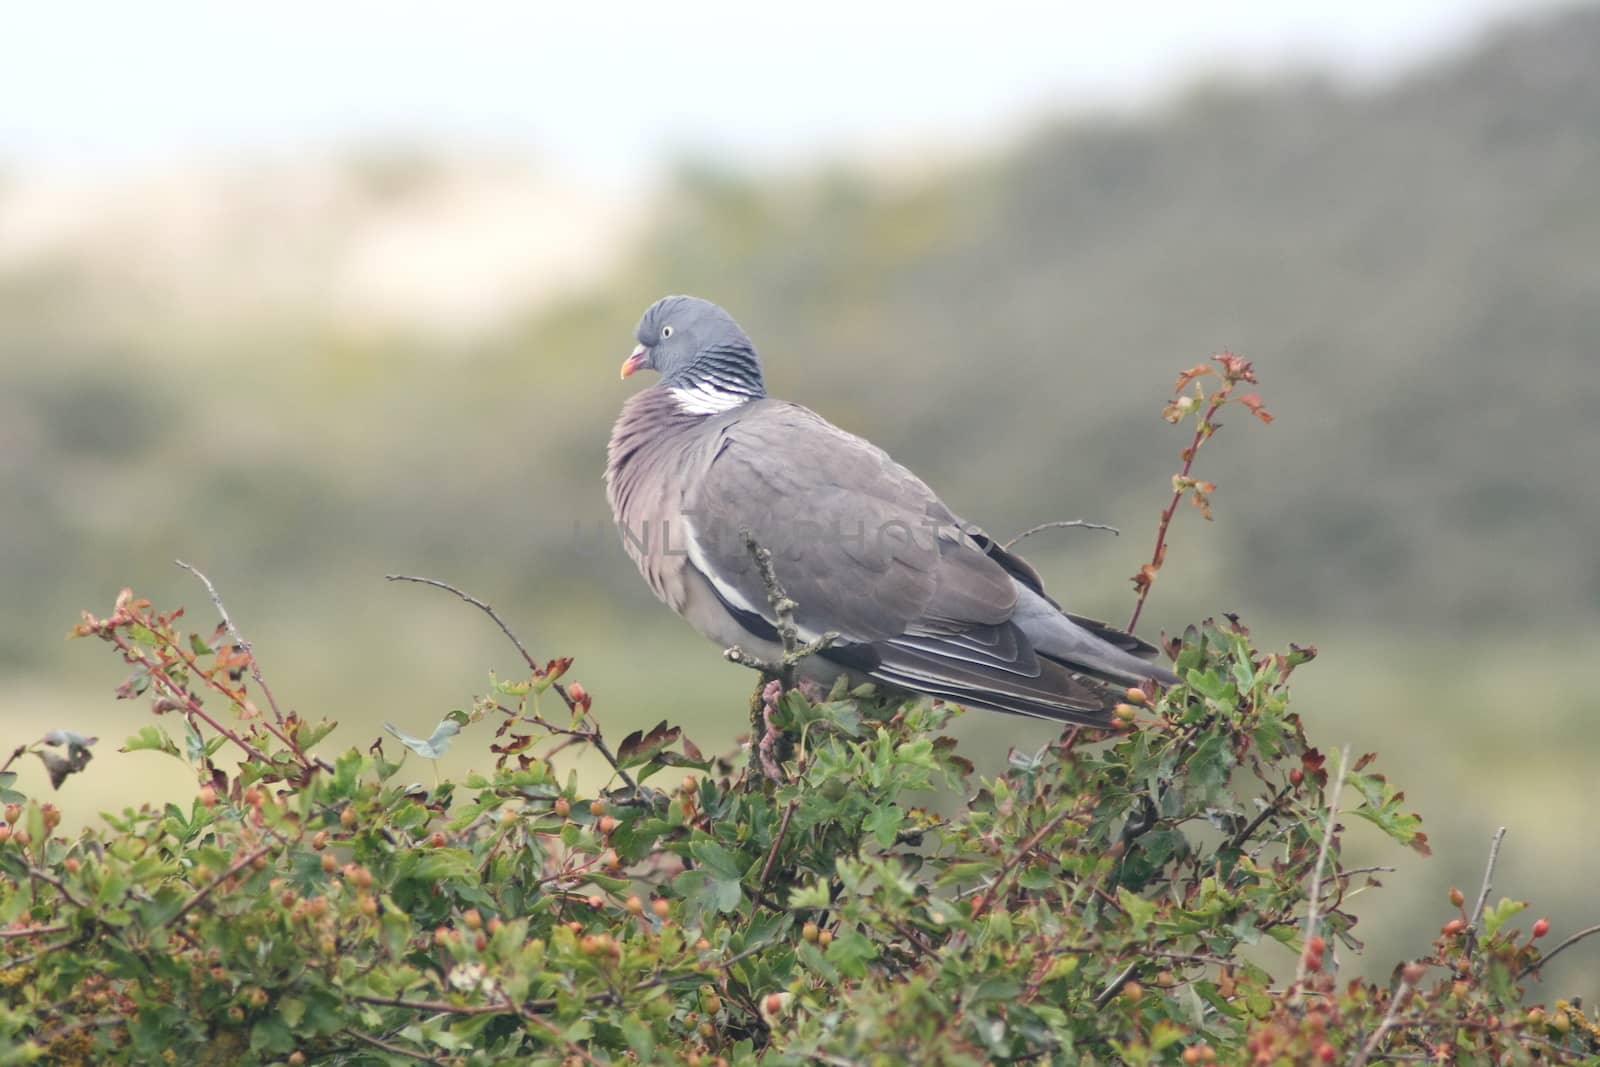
left=661, top=325, right=674, bottom=339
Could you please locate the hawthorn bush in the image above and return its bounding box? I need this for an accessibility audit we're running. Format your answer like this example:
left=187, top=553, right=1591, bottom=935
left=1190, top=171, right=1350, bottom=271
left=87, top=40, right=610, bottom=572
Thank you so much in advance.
left=4, top=358, right=1596, bottom=1065
left=0, top=594, right=1596, bottom=1066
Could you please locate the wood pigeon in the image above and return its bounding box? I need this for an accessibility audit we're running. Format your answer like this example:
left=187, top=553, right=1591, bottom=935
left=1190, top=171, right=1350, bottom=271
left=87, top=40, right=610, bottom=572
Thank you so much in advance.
left=606, top=296, right=1180, bottom=727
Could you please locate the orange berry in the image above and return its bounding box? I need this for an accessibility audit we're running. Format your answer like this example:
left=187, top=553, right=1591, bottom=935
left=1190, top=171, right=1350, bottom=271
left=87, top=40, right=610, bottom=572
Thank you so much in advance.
left=589, top=799, right=607, bottom=817
left=1449, top=887, right=1465, bottom=908
left=339, top=806, right=357, bottom=829
left=321, top=853, right=337, bottom=874
left=802, top=922, right=819, bottom=942
left=1122, top=980, right=1143, bottom=1002
left=1441, top=919, right=1466, bottom=936
left=554, top=797, right=571, bottom=818
left=652, top=898, right=671, bottom=919
left=599, top=815, right=620, bottom=835
left=198, top=785, right=218, bottom=808
left=626, top=896, right=644, bottom=915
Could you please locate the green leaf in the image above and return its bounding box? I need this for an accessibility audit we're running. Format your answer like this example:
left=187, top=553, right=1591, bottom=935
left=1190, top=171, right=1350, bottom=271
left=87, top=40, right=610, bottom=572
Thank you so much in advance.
left=1117, top=886, right=1157, bottom=932
left=121, top=725, right=181, bottom=759
left=1482, top=897, right=1527, bottom=938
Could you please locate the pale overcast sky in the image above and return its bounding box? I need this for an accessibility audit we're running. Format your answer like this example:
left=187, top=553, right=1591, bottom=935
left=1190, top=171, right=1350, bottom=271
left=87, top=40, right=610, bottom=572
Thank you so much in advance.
left=0, top=0, right=1560, bottom=182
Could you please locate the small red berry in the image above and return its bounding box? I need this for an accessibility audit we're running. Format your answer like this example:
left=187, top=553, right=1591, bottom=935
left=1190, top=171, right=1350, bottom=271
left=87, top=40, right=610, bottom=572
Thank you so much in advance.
left=1532, top=918, right=1550, bottom=939
left=1316, top=1042, right=1336, bottom=1062
left=429, top=831, right=447, bottom=848
left=1449, top=887, right=1465, bottom=908
left=1442, top=918, right=1466, bottom=936
left=1289, top=768, right=1304, bottom=786
left=198, top=784, right=218, bottom=808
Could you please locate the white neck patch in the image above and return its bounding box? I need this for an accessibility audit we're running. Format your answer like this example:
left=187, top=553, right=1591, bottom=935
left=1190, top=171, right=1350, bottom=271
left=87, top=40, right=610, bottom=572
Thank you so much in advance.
left=670, top=384, right=750, bottom=415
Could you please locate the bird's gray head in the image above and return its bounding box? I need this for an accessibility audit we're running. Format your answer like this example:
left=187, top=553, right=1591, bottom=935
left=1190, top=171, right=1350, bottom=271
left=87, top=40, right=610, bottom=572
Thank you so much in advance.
left=620, top=296, right=766, bottom=409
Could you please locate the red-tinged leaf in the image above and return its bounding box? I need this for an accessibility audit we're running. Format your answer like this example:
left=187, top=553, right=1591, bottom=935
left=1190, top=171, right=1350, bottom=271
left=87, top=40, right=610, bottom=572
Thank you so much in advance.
left=617, top=720, right=683, bottom=770
left=1173, top=364, right=1214, bottom=392
left=1212, top=352, right=1257, bottom=383
left=1351, top=752, right=1378, bottom=772
left=1236, top=392, right=1274, bottom=423
left=490, top=733, right=535, bottom=756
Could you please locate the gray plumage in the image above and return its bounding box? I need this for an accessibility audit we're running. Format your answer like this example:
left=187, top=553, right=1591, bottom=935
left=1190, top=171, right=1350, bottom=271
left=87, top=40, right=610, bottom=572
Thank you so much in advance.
left=606, top=296, right=1180, bottom=727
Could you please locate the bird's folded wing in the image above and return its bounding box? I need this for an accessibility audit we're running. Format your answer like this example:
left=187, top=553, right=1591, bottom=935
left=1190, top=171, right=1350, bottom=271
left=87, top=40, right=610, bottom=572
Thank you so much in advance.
left=681, top=401, right=1115, bottom=723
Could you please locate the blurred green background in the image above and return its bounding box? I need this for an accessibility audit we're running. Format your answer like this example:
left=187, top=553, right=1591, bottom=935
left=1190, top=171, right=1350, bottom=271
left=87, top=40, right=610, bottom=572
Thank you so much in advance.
left=3, top=3, right=1596, bottom=996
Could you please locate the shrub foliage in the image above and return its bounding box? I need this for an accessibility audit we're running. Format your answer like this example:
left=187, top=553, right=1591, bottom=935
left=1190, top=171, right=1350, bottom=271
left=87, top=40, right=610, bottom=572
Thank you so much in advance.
left=4, top=361, right=1595, bottom=1065
left=0, top=590, right=1595, bottom=1066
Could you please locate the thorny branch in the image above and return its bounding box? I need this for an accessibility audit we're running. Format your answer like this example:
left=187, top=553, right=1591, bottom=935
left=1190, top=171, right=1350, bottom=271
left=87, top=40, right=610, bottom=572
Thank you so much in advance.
left=174, top=560, right=332, bottom=774
left=1350, top=970, right=1417, bottom=1067
left=1001, top=520, right=1120, bottom=551
left=1293, top=745, right=1350, bottom=1005
left=1519, top=922, right=1600, bottom=980
left=724, top=530, right=840, bottom=690
left=385, top=573, right=637, bottom=793
left=1127, top=354, right=1270, bottom=634
left=1464, top=825, right=1507, bottom=959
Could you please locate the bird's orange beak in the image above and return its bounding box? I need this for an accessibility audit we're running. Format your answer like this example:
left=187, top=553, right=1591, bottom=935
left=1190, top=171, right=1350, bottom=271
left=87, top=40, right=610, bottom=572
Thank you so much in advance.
left=620, top=343, right=649, bottom=380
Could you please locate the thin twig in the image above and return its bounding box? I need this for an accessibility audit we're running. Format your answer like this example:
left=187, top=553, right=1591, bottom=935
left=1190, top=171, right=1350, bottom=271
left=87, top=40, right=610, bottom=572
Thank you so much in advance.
left=1127, top=356, right=1266, bottom=633
left=1002, top=520, right=1120, bottom=551
left=161, top=840, right=279, bottom=929
left=516, top=1005, right=607, bottom=1067
left=1, top=933, right=84, bottom=971
left=1519, top=922, right=1600, bottom=979
left=386, top=574, right=539, bottom=673
left=27, top=866, right=89, bottom=910
left=0, top=922, right=68, bottom=940
left=1350, top=972, right=1416, bottom=1067
left=343, top=1028, right=451, bottom=1065
left=977, top=808, right=1076, bottom=915
left=757, top=799, right=800, bottom=898
left=1463, top=826, right=1507, bottom=959
left=1127, top=390, right=1228, bottom=633
left=0, top=744, right=25, bottom=775
left=174, top=560, right=287, bottom=727
left=727, top=531, right=839, bottom=688
left=1226, top=783, right=1294, bottom=851
left=352, top=993, right=509, bottom=1016
left=1094, top=961, right=1142, bottom=1009
left=1293, top=745, right=1349, bottom=1005
left=386, top=574, right=638, bottom=792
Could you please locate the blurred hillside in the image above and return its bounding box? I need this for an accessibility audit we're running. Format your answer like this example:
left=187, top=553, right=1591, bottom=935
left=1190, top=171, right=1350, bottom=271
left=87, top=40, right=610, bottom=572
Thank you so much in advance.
left=1, top=4, right=1597, bottom=994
